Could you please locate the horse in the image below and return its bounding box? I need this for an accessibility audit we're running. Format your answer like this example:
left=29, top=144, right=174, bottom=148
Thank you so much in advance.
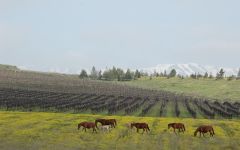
left=131, top=123, right=150, bottom=133
left=95, top=119, right=117, bottom=128
left=194, top=125, right=215, bottom=137
left=98, top=125, right=112, bottom=133
left=168, top=123, right=185, bottom=133
left=125, top=123, right=133, bottom=129
left=77, top=122, right=97, bottom=133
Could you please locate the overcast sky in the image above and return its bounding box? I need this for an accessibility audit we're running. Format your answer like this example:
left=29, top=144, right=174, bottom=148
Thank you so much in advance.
left=0, top=0, right=240, bottom=73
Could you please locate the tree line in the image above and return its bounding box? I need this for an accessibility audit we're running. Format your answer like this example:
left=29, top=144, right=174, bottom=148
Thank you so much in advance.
left=79, top=67, right=240, bottom=81
left=79, top=66, right=143, bottom=81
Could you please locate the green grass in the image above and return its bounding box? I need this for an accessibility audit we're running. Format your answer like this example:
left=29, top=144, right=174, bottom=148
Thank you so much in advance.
left=1, top=111, right=240, bottom=150
left=121, top=77, right=240, bottom=101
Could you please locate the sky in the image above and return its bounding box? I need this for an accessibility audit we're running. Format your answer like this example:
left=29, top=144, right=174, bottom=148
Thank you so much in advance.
left=0, top=0, right=240, bottom=73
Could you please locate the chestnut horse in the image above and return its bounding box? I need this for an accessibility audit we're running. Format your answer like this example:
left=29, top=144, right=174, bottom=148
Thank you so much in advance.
left=194, top=125, right=215, bottom=137
left=78, top=122, right=97, bottom=133
left=95, top=119, right=117, bottom=128
left=131, top=123, right=150, bottom=133
left=168, top=123, right=185, bottom=133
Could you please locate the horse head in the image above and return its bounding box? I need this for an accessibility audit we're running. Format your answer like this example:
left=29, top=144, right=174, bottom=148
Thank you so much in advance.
left=194, top=129, right=198, bottom=136
left=168, top=123, right=172, bottom=129
left=130, top=123, right=135, bottom=129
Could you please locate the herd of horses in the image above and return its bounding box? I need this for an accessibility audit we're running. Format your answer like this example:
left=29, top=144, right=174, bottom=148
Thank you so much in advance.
left=78, top=119, right=215, bottom=137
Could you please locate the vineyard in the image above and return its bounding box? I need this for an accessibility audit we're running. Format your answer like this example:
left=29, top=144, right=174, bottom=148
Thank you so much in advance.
left=1, top=87, right=239, bottom=119
left=0, top=69, right=240, bottom=119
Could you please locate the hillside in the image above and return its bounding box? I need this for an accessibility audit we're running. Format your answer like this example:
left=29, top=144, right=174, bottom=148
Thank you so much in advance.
left=0, top=64, right=19, bottom=71
left=0, top=111, right=239, bottom=150
left=123, top=77, right=240, bottom=101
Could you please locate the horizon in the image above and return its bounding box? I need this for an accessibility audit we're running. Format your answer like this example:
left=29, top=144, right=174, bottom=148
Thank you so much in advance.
left=1, top=0, right=240, bottom=73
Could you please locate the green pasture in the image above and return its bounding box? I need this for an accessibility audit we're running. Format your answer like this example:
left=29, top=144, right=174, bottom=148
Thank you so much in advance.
left=0, top=111, right=239, bottom=150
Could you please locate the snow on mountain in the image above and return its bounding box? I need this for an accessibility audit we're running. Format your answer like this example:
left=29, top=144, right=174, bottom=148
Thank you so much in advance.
left=142, top=63, right=239, bottom=77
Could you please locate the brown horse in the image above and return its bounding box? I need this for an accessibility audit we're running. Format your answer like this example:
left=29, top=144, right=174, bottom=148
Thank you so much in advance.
left=131, top=123, right=150, bottom=133
left=194, top=125, right=215, bottom=137
left=78, top=122, right=97, bottom=133
left=168, top=123, right=185, bottom=133
left=95, top=119, right=117, bottom=128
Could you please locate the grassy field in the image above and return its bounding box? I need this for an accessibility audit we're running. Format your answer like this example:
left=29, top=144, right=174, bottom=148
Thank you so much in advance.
left=122, top=77, right=240, bottom=101
left=0, top=111, right=240, bottom=150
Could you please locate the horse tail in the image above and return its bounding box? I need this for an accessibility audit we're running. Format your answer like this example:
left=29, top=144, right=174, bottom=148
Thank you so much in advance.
left=147, top=125, right=150, bottom=131
left=212, top=127, right=215, bottom=135
left=114, top=119, right=117, bottom=126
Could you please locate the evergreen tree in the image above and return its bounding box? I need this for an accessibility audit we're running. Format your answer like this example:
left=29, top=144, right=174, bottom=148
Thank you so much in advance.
left=125, top=69, right=133, bottom=80
left=204, top=72, right=208, bottom=78
left=116, top=68, right=125, bottom=81
left=190, top=73, right=197, bottom=79
left=134, top=70, right=141, bottom=79
left=237, top=69, right=240, bottom=80
left=97, top=70, right=102, bottom=80
left=90, top=66, right=98, bottom=80
left=216, top=68, right=225, bottom=79
left=163, top=70, right=167, bottom=77
left=209, top=73, right=213, bottom=79
left=79, top=69, right=88, bottom=79
left=169, top=69, right=177, bottom=78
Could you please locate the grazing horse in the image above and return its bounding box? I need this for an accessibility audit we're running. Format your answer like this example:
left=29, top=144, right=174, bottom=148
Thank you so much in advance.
left=95, top=119, right=117, bottom=128
left=131, top=123, right=150, bottom=133
left=98, top=125, right=112, bottom=133
left=194, top=125, right=215, bottom=137
left=168, top=123, right=185, bottom=133
left=78, top=122, right=97, bottom=133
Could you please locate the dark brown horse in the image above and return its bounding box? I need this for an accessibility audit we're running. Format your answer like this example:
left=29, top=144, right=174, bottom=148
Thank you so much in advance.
left=131, top=123, right=150, bottom=133
left=194, top=125, right=215, bottom=137
left=95, top=119, right=117, bottom=128
left=168, top=123, right=185, bottom=133
left=78, top=122, right=97, bottom=133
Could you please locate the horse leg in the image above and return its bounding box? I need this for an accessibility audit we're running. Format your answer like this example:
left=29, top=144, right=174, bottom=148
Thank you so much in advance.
left=137, top=128, right=139, bottom=133
left=210, top=131, right=213, bottom=137
left=84, top=128, right=87, bottom=132
left=174, top=128, right=177, bottom=134
left=142, top=128, right=145, bottom=134
left=93, top=127, right=97, bottom=133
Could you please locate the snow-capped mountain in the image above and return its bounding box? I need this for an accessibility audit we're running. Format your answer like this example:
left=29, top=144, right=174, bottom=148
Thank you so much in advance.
left=142, top=63, right=239, bottom=77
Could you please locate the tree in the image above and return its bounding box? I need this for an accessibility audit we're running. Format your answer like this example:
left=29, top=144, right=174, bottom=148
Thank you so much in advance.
left=197, top=73, right=203, bottom=79
left=209, top=73, right=213, bottom=79
left=216, top=68, right=225, bottom=80
left=190, top=73, right=197, bottom=79
left=204, top=72, right=208, bottom=78
left=97, top=70, right=102, bottom=80
left=116, top=68, right=125, bottom=81
left=163, top=70, right=167, bottom=77
left=134, top=70, right=141, bottom=79
left=236, top=68, right=240, bottom=80
left=125, top=69, right=133, bottom=80
left=90, top=66, right=98, bottom=80
left=168, top=69, right=177, bottom=78
left=79, top=69, right=88, bottom=79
